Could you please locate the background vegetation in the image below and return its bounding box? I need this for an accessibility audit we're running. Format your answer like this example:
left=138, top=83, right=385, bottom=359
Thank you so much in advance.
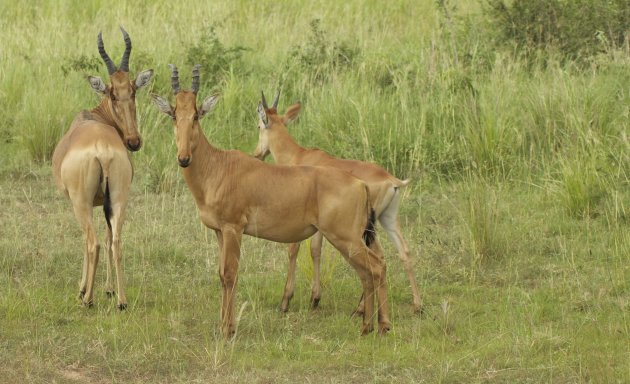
left=1, top=0, right=629, bottom=382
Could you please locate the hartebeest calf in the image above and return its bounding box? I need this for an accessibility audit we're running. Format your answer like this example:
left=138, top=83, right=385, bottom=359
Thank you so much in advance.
left=151, top=65, right=390, bottom=337
left=253, top=91, right=421, bottom=313
left=52, top=27, right=153, bottom=309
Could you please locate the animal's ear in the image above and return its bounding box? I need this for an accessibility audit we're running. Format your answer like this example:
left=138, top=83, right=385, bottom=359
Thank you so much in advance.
left=198, top=95, right=219, bottom=119
left=283, top=102, right=302, bottom=125
left=151, top=94, right=175, bottom=119
left=135, top=69, right=154, bottom=89
left=87, top=76, right=107, bottom=94
left=257, top=101, right=269, bottom=128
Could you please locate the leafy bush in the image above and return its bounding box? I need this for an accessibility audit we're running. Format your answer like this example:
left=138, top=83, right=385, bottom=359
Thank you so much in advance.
left=185, top=25, right=248, bottom=87
left=288, top=19, right=360, bottom=82
left=486, top=0, right=630, bottom=66
left=60, top=54, right=101, bottom=77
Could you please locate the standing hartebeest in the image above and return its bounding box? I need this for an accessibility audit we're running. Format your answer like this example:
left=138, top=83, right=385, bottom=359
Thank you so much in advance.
left=151, top=65, right=390, bottom=337
left=253, top=91, right=421, bottom=314
left=52, top=27, right=153, bottom=309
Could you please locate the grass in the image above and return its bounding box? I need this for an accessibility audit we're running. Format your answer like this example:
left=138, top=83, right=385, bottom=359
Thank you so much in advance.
left=1, top=0, right=630, bottom=382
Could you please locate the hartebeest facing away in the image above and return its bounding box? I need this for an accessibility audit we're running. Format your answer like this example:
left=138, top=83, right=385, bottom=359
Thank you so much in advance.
left=253, top=91, right=421, bottom=313
left=151, top=65, right=390, bottom=337
left=52, top=27, right=153, bottom=309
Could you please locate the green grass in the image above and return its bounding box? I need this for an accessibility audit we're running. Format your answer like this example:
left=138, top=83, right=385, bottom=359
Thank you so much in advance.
left=1, top=0, right=630, bottom=382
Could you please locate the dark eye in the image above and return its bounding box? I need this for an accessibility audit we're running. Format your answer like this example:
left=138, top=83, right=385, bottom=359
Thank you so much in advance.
left=110, top=94, right=117, bottom=102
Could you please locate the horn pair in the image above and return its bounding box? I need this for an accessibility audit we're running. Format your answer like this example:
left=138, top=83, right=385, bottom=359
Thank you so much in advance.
left=261, top=90, right=280, bottom=110
left=168, top=64, right=201, bottom=95
left=97, top=26, right=132, bottom=75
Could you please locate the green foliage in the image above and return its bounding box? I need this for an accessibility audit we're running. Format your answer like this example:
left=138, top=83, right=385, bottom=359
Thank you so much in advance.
left=60, top=54, right=101, bottom=77
left=185, top=25, right=249, bottom=87
left=2, top=1, right=630, bottom=381
left=287, top=19, right=360, bottom=83
left=486, top=0, right=630, bottom=66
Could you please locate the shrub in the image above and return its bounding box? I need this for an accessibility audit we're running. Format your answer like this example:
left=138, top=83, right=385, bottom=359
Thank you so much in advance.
left=287, top=19, right=360, bottom=83
left=486, top=0, right=630, bottom=66
left=185, top=25, right=249, bottom=87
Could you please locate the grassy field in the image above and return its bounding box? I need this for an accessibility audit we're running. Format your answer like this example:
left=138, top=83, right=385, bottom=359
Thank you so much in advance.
left=1, top=0, right=630, bottom=382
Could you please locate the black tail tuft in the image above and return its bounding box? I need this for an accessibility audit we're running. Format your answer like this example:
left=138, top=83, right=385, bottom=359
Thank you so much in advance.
left=103, top=177, right=112, bottom=231
left=362, top=208, right=376, bottom=247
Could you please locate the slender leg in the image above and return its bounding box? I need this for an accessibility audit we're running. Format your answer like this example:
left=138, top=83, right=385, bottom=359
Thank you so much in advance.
left=109, top=204, right=128, bottom=310
left=104, top=224, right=115, bottom=297
left=281, top=242, right=300, bottom=312
left=323, top=236, right=377, bottom=335
left=309, top=232, right=324, bottom=309
left=219, top=226, right=242, bottom=339
left=367, top=238, right=391, bottom=334
left=381, top=215, right=422, bottom=313
left=79, top=241, right=89, bottom=300
left=71, top=201, right=99, bottom=307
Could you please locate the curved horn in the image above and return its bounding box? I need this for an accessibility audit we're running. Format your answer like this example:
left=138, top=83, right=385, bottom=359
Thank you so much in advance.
left=97, top=32, right=117, bottom=75
left=119, top=26, right=132, bottom=72
left=261, top=91, right=268, bottom=109
left=272, top=89, right=280, bottom=109
left=168, top=64, right=180, bottom=95
left=191, top=64, right=201, bottom=94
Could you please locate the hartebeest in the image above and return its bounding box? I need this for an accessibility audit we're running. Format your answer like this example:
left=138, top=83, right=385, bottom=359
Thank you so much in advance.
left=253, top=91, right=421, bottom=313
left=52, top=27, right=153, bottom=309
left=151, top=65, right=390, bottom=337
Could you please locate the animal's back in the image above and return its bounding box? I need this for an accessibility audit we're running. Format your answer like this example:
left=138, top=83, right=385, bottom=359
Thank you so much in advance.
left=52, top=111, right=129, bottom=204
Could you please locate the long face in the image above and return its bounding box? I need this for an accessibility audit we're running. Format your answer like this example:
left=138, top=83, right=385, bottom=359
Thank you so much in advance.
left=253, top=100, right=301, bottom=161
left=253, top=110, right=271, bottom=160
left=172, top=92, right=200, bottom=167
left=108, top=71, right=143, bottom=151
left=92, top=27, right=153, bottom=152
left=152, top=84, right=219, bottom=168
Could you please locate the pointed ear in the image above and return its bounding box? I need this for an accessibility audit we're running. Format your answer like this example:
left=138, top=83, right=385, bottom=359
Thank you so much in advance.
left=135, top=69, right=154, bottom=89
left=257, top=101, right=269, bottom=128
left=151, top=94, right=174, bottom=119
left=87, top=76, right=107, bottom=94
left=198, top=95, right=219, bottom=119
left=283, top=102, right=302, bottom=125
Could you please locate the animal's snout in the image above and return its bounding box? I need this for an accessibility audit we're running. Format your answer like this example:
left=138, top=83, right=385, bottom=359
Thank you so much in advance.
left=127, top=137, right=142, bottom=152
left=178, top=156, right=191, bottom=168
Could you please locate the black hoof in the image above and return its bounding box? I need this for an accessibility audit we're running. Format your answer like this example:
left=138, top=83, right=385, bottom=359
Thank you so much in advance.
left=310, top=297, right=320, bottom=309
left=78, top=290, right=86, bottom=300
left=106, top=291, right=115, bottom=298
left=117, top=303, right=128, bottom=311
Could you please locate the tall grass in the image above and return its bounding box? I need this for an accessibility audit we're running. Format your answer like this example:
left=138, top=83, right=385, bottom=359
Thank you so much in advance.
left=2, top=0, right=630, bottom=382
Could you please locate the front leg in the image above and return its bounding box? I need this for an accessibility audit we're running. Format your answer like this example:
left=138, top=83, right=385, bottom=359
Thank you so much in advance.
left=218, top=226, right=242, bottom=339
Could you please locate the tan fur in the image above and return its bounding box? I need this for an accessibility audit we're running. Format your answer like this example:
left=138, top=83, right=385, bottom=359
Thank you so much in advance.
left=153, top=89, right=391, bottom=338
left=254, top=101, right=422, bottom=313
left=52, top=70, right=148, bottom=310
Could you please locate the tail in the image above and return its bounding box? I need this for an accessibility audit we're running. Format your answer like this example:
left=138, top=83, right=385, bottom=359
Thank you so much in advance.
left=363, top=208, right=376, bottom=247
left=96, top=151, right=114, bottom=231
left=103, top=178, right=112, bottom=231
left=361, top=183, right=376, bottom=246
left=396, top=178, right=411, bottom=189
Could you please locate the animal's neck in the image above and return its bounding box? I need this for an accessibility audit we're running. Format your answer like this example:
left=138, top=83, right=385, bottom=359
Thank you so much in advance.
left=270, top=127, right=304, bottom=165
left=91, top=99, right=123, bottom=140
left=181, top=131, right=225, bottom=193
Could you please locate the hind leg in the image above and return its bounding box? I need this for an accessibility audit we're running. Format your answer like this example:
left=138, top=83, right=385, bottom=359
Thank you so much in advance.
left=71, top=202, right=99, bottom=307
left=380, top=205, right=422, bottom=313
left=309, top=232, right=324, bottom=309
left=104, top=224, right=115, bottom=297
left=280, top=242, right=300, bottom=312
left=325, top=236, right=389, bottom=335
